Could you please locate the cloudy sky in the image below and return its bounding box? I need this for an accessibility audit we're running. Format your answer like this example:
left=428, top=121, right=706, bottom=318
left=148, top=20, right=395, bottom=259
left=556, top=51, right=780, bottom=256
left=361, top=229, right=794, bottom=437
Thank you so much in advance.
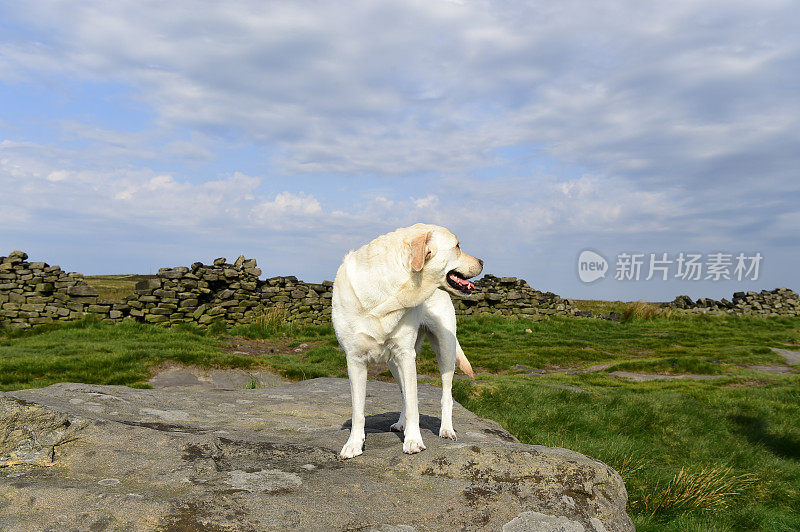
left=1, top=0, right=798, bottom=301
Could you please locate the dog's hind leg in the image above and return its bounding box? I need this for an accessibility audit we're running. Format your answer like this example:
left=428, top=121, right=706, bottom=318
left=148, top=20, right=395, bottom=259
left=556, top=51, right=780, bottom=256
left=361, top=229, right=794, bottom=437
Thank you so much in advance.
left=395, top=349, right=426, bottom=454
left=340, top=356, right=368, bottom=459
left=429, top=329, right=458, bottom=440
left=387, top=357, right=406, bottom=432
left=422, top=291, right=459, bottom=440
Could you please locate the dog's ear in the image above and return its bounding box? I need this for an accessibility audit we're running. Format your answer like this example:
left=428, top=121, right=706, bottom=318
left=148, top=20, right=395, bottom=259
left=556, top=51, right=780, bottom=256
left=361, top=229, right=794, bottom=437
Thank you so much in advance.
left=409, top=231, right=432, bottom=272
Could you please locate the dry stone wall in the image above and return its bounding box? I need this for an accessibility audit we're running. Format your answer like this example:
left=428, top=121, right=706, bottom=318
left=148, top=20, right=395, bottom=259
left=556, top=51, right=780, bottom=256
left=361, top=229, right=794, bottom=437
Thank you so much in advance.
left=1, top=251, right=578, bottom=329
left=0, top=251, right=120, bottom=327
left=2, top=250, right=797, bottom=329
left=668, top=288, right=800, bottom=317
left=454, top=274, right=578, bottom=317
left=129, top=257, right=334, bottom=327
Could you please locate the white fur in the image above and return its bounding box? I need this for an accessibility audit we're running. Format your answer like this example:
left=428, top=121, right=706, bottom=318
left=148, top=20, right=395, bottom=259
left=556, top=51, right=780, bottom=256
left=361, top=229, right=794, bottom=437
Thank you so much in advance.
left=332, top=223, right=483, bottom=459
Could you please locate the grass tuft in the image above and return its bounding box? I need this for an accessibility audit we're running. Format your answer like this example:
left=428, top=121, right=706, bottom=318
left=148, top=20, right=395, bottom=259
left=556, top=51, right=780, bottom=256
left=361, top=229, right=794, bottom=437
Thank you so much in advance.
left=622, top=301, right=675, bottom=322
left=610, top=452, right=648, bottom=483
left=635, top=465, right=759, bottom=517
left=256, top=306, right=292, bottom=332
left=245, top=373, right=260, bottom=389
left=228, top=307, right=335, bottom=340
left=572, top=299, right=630, bottom=315
left=228, top=307, right=292, bottom=338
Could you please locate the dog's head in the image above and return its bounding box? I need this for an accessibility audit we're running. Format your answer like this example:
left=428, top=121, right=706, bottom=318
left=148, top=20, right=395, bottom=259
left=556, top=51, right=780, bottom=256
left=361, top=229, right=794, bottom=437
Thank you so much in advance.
left=406, top=224, right=483, bottom=296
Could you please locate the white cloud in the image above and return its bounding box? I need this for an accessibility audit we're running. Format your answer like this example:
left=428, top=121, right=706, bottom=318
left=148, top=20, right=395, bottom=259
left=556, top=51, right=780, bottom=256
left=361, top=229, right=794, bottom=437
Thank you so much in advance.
left=413, top=194, right=439, bottom=210
left=1, top=0, right=797, bottom=185
left=0, top=136, right=687, bottom=243
left=46, top=170, right=70, bottom=182
left=0, top=0, right=797, bottom=297
left=1, top=134, right=794, bottom=298
left=0, top=141, right=259, bottom=229
left=250, top=192, right=323, bottom=228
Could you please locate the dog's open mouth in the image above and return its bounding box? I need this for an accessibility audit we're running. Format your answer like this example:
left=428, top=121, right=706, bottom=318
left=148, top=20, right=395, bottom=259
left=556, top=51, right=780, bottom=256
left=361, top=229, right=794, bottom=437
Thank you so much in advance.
left=447, top=270, right=476, bottom=294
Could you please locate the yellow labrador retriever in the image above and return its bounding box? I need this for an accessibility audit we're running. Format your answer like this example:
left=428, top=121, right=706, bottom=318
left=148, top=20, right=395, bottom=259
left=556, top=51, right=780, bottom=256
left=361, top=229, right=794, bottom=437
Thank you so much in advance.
left=332, top=223, right=483, bottom=458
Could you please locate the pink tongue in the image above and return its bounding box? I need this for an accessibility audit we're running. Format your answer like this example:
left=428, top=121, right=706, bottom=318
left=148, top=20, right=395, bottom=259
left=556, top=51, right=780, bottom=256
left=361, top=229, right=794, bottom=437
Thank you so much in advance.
left=452, top=274, right=474, bottom=290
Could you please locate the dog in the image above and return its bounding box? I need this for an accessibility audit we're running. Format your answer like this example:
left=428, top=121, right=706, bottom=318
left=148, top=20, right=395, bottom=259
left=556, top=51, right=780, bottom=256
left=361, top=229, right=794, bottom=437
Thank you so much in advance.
left=332, top=223, right=483, bottom=458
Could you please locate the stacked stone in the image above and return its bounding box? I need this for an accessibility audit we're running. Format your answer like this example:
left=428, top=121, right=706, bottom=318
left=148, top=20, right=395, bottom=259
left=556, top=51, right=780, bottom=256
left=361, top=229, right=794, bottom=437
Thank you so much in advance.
left=452, top=274, right=579, bottom=318
left=0, top=250, right=122, bottom=327
left=11, top=249, right=797, bottom=329
left=128, top=255, right=264, bottom=326
left=123, top=255, right=333, bottom=327
left=668, top=288, right=800, bottom=317
left=259, top=276, right=333, bottom=326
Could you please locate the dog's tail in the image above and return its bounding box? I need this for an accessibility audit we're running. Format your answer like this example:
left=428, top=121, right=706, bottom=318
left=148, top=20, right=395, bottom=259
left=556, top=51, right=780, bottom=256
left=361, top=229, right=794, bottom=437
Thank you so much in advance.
left=456, top=340, right=474, bottom=377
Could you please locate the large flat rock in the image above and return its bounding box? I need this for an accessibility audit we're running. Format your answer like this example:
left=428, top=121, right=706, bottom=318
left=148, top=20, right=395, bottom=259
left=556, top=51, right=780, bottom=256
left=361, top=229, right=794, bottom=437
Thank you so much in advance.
left=1, top=378, right=633, bottom=531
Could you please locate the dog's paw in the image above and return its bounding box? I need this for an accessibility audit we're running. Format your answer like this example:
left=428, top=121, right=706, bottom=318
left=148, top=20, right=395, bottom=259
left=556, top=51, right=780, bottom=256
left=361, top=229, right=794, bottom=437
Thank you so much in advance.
left=390, top=420, right=405, bottom=432
left=439, top=427, right=457, bottom=440
left=402, top=437, right=426, bottom=454
left=339, top=438, right=365, bottom=460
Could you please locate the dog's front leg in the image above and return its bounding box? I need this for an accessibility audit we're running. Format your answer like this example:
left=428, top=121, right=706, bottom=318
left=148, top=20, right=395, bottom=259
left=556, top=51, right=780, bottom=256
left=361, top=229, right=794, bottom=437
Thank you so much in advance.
left=340, top=356, right=368, bottom=459
left=395, top=351, right=426, bottom=454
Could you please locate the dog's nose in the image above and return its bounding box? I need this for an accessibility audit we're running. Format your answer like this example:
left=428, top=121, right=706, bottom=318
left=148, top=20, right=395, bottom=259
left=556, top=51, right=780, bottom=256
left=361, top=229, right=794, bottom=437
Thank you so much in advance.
left=478, top=259, right=484, bottom=268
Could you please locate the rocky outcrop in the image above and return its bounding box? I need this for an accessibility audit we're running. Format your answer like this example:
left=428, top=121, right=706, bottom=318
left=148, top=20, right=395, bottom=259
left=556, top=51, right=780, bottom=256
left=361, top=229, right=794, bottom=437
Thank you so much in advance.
left=668, top=287, right=800, bottom=317
left=0, top=378, right=633, bottom=531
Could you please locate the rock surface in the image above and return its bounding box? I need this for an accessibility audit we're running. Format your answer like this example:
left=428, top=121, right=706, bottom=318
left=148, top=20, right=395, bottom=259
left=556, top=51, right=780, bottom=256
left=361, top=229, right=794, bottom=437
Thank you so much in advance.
left=1, top=378, right=633, bottom=531
left=771, top=347, right=800, bottom=366
left=610, top=371, right=725, bottom=382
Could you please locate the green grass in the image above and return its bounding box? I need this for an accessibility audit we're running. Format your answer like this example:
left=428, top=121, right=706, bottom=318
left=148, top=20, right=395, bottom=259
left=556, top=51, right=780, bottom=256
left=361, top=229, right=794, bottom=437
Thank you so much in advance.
left=0, top=318, right=252, bottom=390
left=225, top=308, right=346, bottom=380
left=2, top=312, right=800, bottom=530
left=572, top=298, right=631, bottom=314
left=433, top=313, right=798, bottom=375
left=452, top=374, right=800, bottom=531
left=0, top=316, right=345, bottom=390
left=227, top=308, right=335, bottom=340
left=83, top=274, right=155, bottom=300
left=258, top=340, right=347, bottom=381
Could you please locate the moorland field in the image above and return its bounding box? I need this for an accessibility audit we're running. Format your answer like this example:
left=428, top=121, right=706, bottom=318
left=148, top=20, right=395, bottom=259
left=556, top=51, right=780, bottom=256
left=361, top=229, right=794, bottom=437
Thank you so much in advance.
left=1, top=275, right=798, bottom=531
